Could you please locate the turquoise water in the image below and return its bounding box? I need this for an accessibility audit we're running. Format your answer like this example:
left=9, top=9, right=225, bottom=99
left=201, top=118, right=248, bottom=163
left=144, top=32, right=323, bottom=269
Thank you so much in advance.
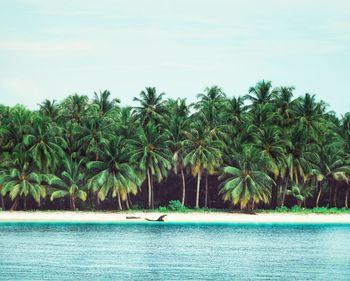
left=1, top=223, right=350, bottom=280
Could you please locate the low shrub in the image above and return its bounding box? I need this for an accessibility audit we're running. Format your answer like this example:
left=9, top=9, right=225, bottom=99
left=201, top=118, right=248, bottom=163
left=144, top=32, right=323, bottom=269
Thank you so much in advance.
left=157, top=206, right=168, bottom=212
left=290, top=206, right=304, bottom=212
left=168, top=200, right=186, bottom=211
left=266, top=206, right=350, bottom=214
left=275, top=206, right=289, bottom=213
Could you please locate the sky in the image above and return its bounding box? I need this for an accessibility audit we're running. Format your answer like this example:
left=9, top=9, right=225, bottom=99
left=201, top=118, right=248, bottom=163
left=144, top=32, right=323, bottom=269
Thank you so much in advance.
left=0, top=0, right=350, bottom=114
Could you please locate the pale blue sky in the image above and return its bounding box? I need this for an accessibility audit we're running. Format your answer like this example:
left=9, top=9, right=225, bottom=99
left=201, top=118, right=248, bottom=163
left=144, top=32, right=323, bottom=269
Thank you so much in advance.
left=1, top=0, right=349, bottom=114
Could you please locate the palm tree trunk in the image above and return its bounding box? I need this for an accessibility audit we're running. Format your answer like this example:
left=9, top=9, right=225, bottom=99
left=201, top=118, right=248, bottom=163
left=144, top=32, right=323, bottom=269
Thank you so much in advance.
left=281, top=179, right=288, bottom=207
left=333, top=184, right=338, bottom=208
left=95, top=192, right=100, bottom=209
left=71, top=197, right=76, bottom=210
left=125, top=194, right=130, bottom=210
left=180, top=167, right=186, bottom=206
left=151, top=174, right=155, bottom=209
left=10, top=197, right=19, bottom=211
left=117, top=192, right=123, bottom=210
left=24, top=197, right=27, bottom=210
left=204, top=173, right=208, bottom=208
left=147, top=169, right=152, bottom=209
left=88, top=191, right=94, bottom=209
left=271, top=183, right=277, bottom=209
left=195, top=170, right=201, bottom=208
left=316, top=182, right=322, bottom=208
left=128, top=195, right=133, bottom=208
left=0, top=195, right=5, bottom=211
left=345, top=186, right=349, bottom=208
left=328, top=180, right=333, bottom=207
left=278, top=185, right=283, bottom=205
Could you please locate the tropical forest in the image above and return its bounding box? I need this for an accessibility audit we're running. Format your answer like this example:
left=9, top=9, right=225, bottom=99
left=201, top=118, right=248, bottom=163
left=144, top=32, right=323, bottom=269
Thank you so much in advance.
left=1, top=80, right=350, bottom=211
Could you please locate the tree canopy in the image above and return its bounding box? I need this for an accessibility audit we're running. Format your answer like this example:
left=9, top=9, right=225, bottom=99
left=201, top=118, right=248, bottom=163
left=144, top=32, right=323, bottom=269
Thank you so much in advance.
left=0, top=82, right=349, bottom=211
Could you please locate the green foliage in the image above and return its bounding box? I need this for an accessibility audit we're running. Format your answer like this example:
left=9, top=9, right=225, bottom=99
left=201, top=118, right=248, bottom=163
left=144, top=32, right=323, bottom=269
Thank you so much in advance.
left=0, top=148, right=48, bottom=208
left=219, top=146, right=274, bottom=209
left=269, top=207, right=350, bottom=214
left=87, top=136, right=141, bottom=209
left=49, top=157, right=87, bottom=210
left=157, top=206, right=168, bottom=212
left=154, top=204, right=218, bottom=213
left=287, top=185, right=312, bottom=204
left=168, top=200, right=187, bottom=211
left=1, top=81, right=350, bottom=212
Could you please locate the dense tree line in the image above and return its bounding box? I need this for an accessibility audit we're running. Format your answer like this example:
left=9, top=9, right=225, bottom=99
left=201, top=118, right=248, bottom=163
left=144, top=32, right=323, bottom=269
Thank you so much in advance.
left=0, top=81, right=350, bottom=211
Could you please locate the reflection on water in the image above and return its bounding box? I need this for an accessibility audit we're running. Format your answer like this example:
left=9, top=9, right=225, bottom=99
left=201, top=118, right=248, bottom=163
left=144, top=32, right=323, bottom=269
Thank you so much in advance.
left=0, top=223, right=350, bottom=280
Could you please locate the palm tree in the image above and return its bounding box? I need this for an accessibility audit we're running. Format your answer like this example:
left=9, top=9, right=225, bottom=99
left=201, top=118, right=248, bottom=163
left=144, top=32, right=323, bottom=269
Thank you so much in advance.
left=0, top=105, right=32, bottom=152
left=76, top=115, right=113, bottom=161
left=24, top=115, right=67, bottom=173
left=0, top=149, right=48, bottom=210
left=87, top=137, right=141, bottom=210
left=60, top=120, right=81, bottom=159
left=314, top=142, right=350, bottom=207
left=49, top=157, right=87, bottom=210
left=246, top=80, right=277, bottom=107
left=133, top=87, right=165, bottom=126
left=164, top=99, right=190, bottom=206
left=285, top=127, right=319, bottom=185
left=194, top=87, right=227, bottom=206
left=274, top=86, right=296, bottom=125
left=293, top=93, right=326, bottom=136
left=340, top=113, right=350, bottom=147
left=287, top=185, right=313, bottom=207
left=247, top=103, right=280, bottom=130
left=252, top=126, right=287, bottom=177
left=195, top=86, right=226, bottom=139
left=130, top=124, right=172, bottom=209
left=340, top=113, right=350, bottom=208
left=252, top=126, right=288, bottom=207
left=183, top=122, right=222, bottom=208
left=116, top=107, right=139, bottom=141
left=62, top=93, right=89, bottom=123
left=196, top=86, right=226, bottom=116
left=219, top=147, right=274, bottom=209
left=223, top=96, right=247, bottom=126
left=39, top=99, right=60, bottom=122
left=165, top=98, right=191, bottom=117
left=92, top=90, right=120, bottom=117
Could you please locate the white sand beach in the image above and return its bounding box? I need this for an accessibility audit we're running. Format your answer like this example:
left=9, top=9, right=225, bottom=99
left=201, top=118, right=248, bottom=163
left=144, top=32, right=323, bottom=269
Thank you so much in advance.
left=0, top=211, right=350, bottom=223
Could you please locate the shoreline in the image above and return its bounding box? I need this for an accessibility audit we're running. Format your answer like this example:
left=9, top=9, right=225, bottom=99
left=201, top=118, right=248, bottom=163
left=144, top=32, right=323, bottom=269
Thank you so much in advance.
left=1, top=211, right=350, bottom=224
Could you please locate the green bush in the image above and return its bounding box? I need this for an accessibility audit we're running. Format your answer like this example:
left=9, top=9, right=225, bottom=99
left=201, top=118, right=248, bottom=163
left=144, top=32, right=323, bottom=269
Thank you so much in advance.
left=157, top=206, right=168, bottom=212
left=275, top=206, right=289, bottom=213
left=312, top=207, right=330, bottom=213
left=265, top=206, right=350, bottom=214
left=168, top=200, right=190, bottom=212
left=290, top=206, right=304, bottom=212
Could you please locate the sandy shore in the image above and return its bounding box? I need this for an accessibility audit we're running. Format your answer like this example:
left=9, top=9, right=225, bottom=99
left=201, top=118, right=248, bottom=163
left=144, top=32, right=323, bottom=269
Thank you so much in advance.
left=0, top=211, right=350, bottom=223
